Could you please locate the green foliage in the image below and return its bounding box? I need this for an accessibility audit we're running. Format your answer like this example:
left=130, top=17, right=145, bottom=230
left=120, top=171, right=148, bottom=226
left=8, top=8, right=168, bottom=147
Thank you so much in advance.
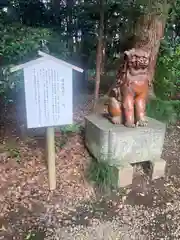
left=24, top=229, right=45, bottom=240
left=0, top=68, right=24, bottom=99
left=87, top=158, right=119, bottom=192
left=146, top=98, right=180, bottom=124
left=0, top=21, right=52, bottom=99
left=25, top=231, right=36, bottom=240
left=0, top=0, right=178, bottom=69
left=0, top=0, right=178, bottom=115
left=55, top=137, right=67, bottom=149
left=8, top=147, right=20, bottom=158
left=154, top=42, right=180, bottom=100
left=60, top=124, right=82, bottom=134
left=55, top=124, right=82, bottom=150
left=149, top=34, right=180, bottom=125
left=0, top=23, right=51, bottom=65
left=47, top=34, right=71, bottom=60
left=55, top=124, right=82, bottom=151
left=172, top=100, right=180, bottom=118
left=0, top=22, right=52, bottom=100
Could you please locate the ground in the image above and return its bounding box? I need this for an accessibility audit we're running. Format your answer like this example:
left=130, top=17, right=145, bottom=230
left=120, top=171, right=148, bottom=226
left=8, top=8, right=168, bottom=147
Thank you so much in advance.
left=0, top=93, right=180, bottom=240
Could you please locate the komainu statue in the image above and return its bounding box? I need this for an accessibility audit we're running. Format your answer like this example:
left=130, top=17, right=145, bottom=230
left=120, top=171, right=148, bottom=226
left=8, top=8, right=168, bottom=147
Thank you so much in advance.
left=103, top=48, right=152, bottom=128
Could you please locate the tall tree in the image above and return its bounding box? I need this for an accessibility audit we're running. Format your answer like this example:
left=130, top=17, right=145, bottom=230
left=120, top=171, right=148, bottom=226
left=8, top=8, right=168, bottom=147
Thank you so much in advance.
left=132, top=0, right=174, bottom=85
left=94, top=0, right=104, bottom=110
left=66, top=0, right=74, bottom=53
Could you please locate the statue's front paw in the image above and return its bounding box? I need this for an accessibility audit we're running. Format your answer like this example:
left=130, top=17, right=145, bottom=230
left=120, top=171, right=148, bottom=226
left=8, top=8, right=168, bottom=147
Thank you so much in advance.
left=111, top=116, right=122, bottom=124
left=136, top=119, right=148, bottom=127
left=125, top=122, right=136, bottom=128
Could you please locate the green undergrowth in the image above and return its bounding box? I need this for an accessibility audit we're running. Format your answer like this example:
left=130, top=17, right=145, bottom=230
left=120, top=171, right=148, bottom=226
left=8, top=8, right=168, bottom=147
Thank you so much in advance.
left=87, top=157, right=119, bottom=192
left=24, top=229, right=45, bottom=240
left=59, top=124, right=82, bottom=134
left=55, top=136, right=68, bottom=149
left=146, top=98, right=180, bottom=124
left=55, top=124, right=82, bottom=149
left=0, top=140, right=22, bottom=163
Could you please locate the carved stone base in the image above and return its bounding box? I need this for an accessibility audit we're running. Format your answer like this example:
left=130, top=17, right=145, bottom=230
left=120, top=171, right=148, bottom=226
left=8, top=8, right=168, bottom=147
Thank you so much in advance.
left=117, top=164, right=134, bottom=187
left=117, top=159, right=166, bottom=188
left=152, top=159, right=166, bottom=180
left=85, top=113, right=166, bottom=188
left=85, top=114, right=166, bottom=166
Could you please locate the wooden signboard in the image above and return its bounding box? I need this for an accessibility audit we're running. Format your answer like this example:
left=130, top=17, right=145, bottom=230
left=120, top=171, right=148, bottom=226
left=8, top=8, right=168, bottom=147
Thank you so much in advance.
left=11, top=51, right=83, bottom=190
left=24, top=60, right=73, bottom=128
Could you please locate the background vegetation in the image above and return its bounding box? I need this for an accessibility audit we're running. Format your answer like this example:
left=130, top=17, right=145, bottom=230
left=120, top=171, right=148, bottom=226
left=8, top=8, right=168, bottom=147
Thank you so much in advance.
left=0, top=0, right=179, bottom=122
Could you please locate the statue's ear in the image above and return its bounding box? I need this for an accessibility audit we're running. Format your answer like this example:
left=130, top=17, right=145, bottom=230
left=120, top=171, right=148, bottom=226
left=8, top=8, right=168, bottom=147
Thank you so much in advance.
left=146, top=51, right=151, bottom=58
left=124, top=50, right=129, bottom=56
left=124, top=48, right=135, bottom=57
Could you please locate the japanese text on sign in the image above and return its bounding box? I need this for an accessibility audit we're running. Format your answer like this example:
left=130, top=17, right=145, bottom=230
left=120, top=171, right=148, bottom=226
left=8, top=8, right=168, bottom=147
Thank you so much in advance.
left=24, top=60, right=73, bottom=128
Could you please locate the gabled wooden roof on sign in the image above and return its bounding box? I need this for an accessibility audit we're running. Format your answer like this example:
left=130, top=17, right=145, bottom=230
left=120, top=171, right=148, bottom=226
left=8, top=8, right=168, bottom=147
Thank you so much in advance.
left=10, top=50, right=83, bottom=73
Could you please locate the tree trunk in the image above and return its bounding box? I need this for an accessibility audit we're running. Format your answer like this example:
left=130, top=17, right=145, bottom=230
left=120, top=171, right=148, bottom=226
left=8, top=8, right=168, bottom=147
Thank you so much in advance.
left=100, top=40, right=106, bottom=75
left=93, top=0, right=104, bottom=110
left=52, top=0, right=60, bottom=23
left=66, top=0, right=74, bottom=54
left=133, top=2, right=171, bottom=86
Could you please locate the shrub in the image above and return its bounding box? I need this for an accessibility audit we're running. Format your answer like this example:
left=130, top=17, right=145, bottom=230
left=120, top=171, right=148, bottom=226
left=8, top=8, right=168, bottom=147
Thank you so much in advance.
left=154, top=42, right=180, bottom=100
left=147, top=98, right=180, bottom=124
left=0, top=23, right=51, bottom=65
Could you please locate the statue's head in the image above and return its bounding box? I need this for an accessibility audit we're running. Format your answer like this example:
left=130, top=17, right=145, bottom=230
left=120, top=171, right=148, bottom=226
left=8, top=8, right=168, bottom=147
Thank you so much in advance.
left=124, top=48, right=150, bottom=70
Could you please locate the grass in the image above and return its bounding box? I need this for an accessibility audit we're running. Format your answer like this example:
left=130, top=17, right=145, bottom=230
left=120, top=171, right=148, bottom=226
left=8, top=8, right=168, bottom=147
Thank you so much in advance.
left=55, top=136, right=68, bottom=149
left=24, top=230, right=45, bottom=240
left=87, top=157, right=119, bottom=192
left=55, top=124, right=82, bottom=150
left=60, top=124, right=82, bottom=134
left=58, top=124, right=82, bottom=134
left=0, top=140, right=21, bottom=163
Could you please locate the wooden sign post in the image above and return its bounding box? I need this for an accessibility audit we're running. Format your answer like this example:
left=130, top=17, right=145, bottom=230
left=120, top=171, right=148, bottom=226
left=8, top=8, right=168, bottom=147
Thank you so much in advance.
left=11, top=51, right=83, bottom=190
left=46, top=127, right=56, bottom=190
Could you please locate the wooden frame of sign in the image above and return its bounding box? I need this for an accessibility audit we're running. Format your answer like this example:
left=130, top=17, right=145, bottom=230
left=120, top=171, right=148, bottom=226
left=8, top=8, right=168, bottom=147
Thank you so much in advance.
left=10, top=51, right=83, bottom=190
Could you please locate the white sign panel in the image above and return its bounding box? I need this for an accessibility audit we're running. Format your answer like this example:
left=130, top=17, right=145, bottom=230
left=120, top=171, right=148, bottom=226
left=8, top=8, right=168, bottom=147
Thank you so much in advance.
left=24, top=60, right=73, bottom=128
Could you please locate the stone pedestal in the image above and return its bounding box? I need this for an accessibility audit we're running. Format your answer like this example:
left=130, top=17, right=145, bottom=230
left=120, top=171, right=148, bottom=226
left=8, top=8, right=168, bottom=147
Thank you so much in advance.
left=85, top=114, right=166, bottom=187
left=152, top=159, right=166, bottom=180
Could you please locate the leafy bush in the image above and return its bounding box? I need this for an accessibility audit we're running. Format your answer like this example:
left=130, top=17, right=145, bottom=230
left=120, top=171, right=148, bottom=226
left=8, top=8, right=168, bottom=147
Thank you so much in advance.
left=0, top=22, right=52, bottom=101
left=154, top=42, right=180, bottom=100
left=0, top=22, right=76, bottom=102
left=47, top=31, right=73, bottom=60
left=172, top=100, right=180, bottom=118
left=0, top=23, right=51, bottom=65
left=147, top=98, right=180, bottom=124
left=149, top=41, right=180, bottom=124
left=0, top=23, right=72, bottom=104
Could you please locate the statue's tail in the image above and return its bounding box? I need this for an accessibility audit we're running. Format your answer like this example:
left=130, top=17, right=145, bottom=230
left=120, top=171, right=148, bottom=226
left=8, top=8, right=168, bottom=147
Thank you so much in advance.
left=93, top=95, right=109, bottom=114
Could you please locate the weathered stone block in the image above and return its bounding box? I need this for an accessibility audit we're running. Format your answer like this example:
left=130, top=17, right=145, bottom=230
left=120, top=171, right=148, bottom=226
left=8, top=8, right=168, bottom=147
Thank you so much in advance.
left=152, top=158, right=166, bottom=180
left=118, top=164, right=134, bottom=187
left=85, top=114, right=166, bottom=168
